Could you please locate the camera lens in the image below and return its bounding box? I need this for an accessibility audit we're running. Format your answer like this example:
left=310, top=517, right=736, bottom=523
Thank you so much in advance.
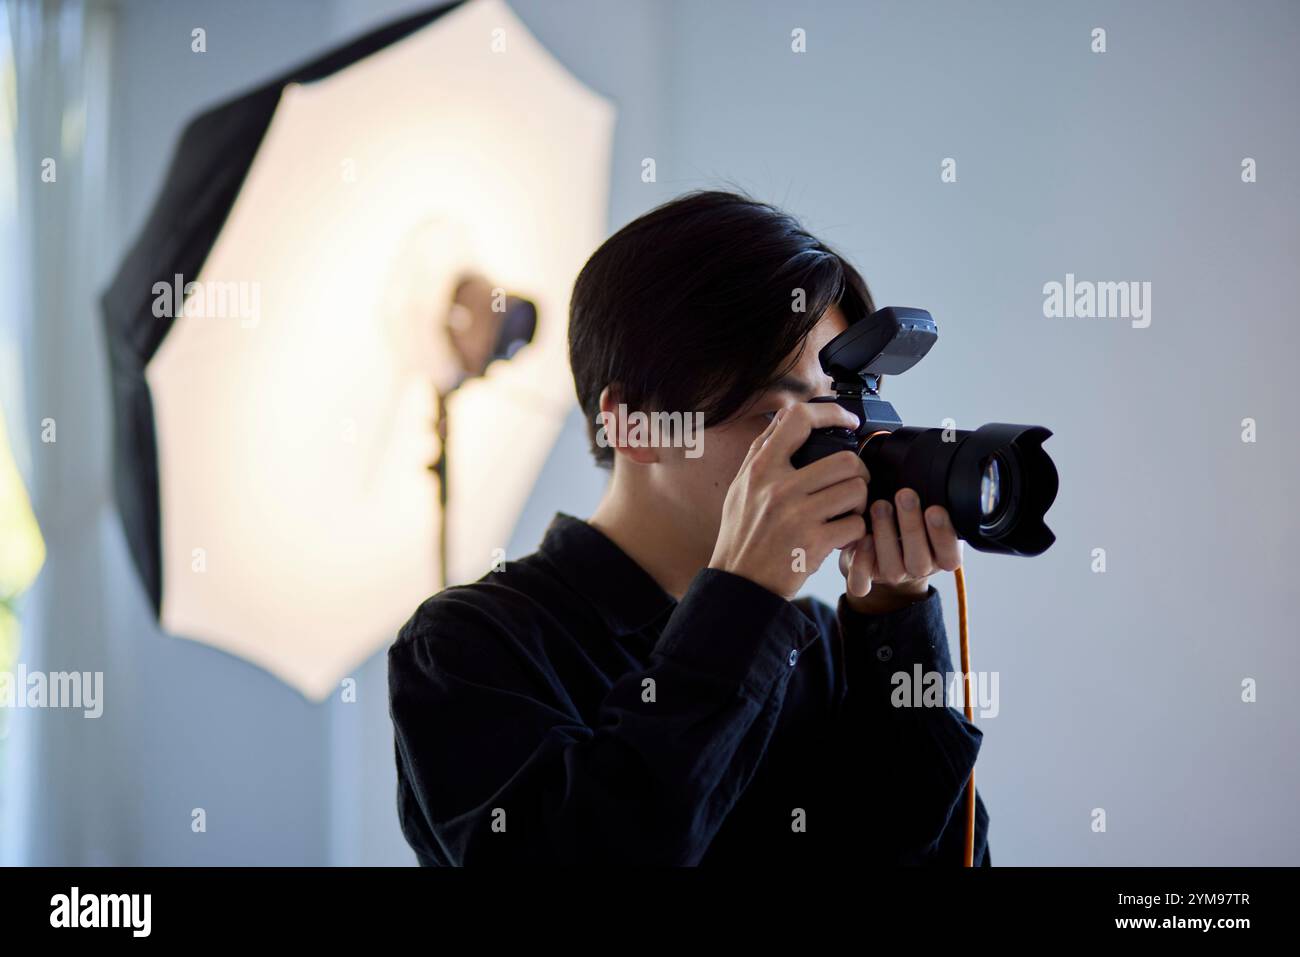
left=980, top=455, right=1002, bottom=520
left=852, top=423, right=1058, bottom=556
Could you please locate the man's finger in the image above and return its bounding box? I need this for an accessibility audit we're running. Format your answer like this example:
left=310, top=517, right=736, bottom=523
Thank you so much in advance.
left=810, top=475, right=869, bottom=520
left=839, top=541, right=855, bottom=580
left=791, top=449, right=868, bottom=494
left=758, top=401, right=860, bottom=463
left=822, top=512, right=867, bottom=551
left=895, top=488, right=933, bottom=578
left=925, top=506, right=963, bottom=571
left=849, top=534, right=875, bottom=596
left=739, top=410, right=783, bottom=471
left=869, top=499, right=905, bottom=583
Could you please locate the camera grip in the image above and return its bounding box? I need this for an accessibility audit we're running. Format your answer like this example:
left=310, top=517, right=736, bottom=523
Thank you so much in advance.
left=790, top=427, right=859, bottom=469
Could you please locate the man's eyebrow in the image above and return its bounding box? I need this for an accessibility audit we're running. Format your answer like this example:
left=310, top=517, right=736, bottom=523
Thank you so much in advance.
left=768, top=374, right=822, bottom=398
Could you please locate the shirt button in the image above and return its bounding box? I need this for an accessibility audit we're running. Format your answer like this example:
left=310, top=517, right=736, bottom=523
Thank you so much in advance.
left=787, top=648, right=799, bottom=666
left=876, top=645, right=893, bottom=662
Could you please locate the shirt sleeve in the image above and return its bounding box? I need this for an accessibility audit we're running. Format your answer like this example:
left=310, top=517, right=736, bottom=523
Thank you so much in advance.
left=825, top=585, right=991, bottom=865
left=388, top=568, right=822, bottom=866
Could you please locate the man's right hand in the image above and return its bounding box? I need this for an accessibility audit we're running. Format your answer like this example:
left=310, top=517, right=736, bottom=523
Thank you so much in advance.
left=708, top=402, right=870, bottom=600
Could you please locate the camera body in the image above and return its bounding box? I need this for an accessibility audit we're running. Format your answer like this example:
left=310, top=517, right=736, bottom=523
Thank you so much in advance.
left=790, top=306, right=935, bottom=468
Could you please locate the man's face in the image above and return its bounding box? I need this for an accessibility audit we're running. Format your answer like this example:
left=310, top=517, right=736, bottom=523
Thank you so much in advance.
left=652, top=304, right=850, bottom=560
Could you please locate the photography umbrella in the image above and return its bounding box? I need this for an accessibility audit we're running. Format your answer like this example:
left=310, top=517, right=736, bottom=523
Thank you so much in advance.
left=101, top=0, right=614, bottom=700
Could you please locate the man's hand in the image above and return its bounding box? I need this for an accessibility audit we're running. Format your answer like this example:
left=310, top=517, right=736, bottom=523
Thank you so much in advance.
left=708, top=403, right=869, bottom=600
left=839, top=489, right=963, bottom=613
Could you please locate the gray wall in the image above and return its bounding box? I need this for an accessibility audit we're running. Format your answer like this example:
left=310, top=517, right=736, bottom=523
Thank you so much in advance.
left=9, top=0, right=1297, bottom=865
left=655, top=0, right=1300, bottom=865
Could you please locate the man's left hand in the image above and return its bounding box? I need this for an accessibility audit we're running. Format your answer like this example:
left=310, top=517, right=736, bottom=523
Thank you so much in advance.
left=839, top=487, right=963, bottom=614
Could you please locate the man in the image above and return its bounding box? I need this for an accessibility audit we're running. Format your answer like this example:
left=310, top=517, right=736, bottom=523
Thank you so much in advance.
left=388, top=190, right=990, bottom=866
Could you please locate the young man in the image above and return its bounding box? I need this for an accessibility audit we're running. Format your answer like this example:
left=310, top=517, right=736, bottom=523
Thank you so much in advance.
left=388, top=190, right=990, bottom=866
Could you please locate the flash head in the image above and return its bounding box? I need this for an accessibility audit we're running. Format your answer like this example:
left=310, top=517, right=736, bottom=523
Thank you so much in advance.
left=820, top=306, right=938, bottom=383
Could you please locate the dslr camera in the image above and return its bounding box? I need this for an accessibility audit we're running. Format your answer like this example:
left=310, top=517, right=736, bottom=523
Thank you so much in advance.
left=791, top=307, right=1059, bottom=556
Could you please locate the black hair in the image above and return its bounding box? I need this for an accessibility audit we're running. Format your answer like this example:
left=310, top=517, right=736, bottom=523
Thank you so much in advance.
left=568, top=189, right=875, bottom=468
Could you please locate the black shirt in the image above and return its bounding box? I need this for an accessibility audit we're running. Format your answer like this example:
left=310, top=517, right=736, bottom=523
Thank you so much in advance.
left=388, top=512, right=990, bottom=866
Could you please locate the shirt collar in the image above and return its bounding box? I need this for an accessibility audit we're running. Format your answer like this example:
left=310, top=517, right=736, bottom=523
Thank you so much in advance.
left=537, top=512, right=678, bottom=636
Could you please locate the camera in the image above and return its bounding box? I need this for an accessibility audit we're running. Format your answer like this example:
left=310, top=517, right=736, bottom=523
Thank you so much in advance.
left=790, top=307, right=1059, bottom=556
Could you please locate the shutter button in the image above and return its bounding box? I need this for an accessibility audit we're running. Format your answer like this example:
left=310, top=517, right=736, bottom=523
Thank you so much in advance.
left=876, top=645, right=893, bottom=662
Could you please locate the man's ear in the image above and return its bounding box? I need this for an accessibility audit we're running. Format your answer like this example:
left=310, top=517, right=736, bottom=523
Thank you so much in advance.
left=597, top=384, right=660, bottom=465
